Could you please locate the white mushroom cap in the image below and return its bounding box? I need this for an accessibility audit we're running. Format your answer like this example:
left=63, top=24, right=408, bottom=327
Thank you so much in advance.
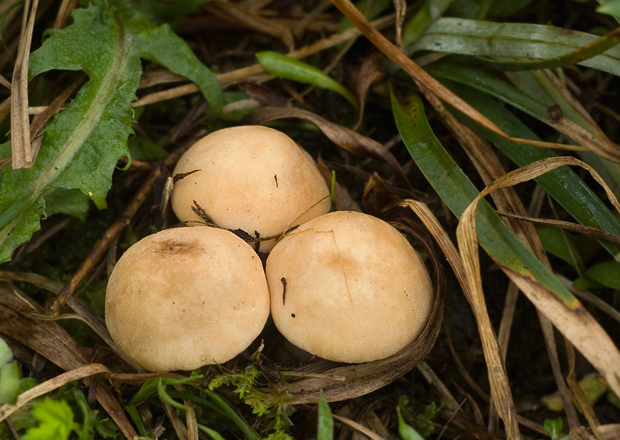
left=265, top=211, right=434, bottom=363
left=171, top=126, right=331, bottom=252
left=105, top=227, right=270, bottom=372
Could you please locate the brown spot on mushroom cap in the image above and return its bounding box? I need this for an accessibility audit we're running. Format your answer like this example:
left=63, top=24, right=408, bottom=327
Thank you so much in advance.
left=171, top=126, right=331, bottom=252
left=265, top=211, right=434, bottom=363
left=105, top=227, right=270, bottom=372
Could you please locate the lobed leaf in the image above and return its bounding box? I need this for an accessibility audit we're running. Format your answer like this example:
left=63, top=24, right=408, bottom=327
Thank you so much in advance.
left=0, top=2, right=222, bottom=263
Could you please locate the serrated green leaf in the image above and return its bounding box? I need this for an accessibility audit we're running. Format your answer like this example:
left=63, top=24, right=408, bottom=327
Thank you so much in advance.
left=22, top=398, right=75, bottom=440
left=536, top=225, right=584, bottom=272
left=317, top=392, right=333, bottom=440
left=409, top=18, right=620, bottom=75
left=0, top=2, right=222, bottom=263
left=44, top=188, right=91, bottom=221
left=583, top=260, right=620, bottom=289
left=128, top=135, right=168, bottom=160
left=397, top=407, right=424, bottom=440
left=256, top=51, right=357, bottom=108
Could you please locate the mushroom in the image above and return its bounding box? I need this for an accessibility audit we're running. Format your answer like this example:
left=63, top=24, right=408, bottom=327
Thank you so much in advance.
left=265, top=211, right=434, bottom=363
left=105, top=226, right=270, bottom=372
left=171, top=126, right=331, bottom=252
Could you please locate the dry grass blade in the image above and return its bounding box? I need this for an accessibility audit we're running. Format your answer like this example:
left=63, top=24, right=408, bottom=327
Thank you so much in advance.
left=333, top=414, right=386, bottom=440
left=53, top=0, right=78, bottom=29
left=0, top=363, right=111, bottom=422
left=456, top=156, right=620, bottom=399
left=496, top=212, right=620, bottom=244
left=399, top=199, right=520, bottom=438
left=205, top=2, right=295, bottom=52
left=10, top=0, right=39, bottom=169
left=0, top=282, right=138, bottom=439
left=354, top=52, right=385, bottom=130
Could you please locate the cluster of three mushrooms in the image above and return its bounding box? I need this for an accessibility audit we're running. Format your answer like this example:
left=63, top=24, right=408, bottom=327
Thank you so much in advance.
left=105, top=126, right=433, bottom=372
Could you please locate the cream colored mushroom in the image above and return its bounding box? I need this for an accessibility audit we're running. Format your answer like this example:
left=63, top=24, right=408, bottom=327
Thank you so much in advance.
left=265, top=211, right=433, bottom=363
left=105, top=226, right=270, bottom=372
left=171, top=126, right=331, bottom=252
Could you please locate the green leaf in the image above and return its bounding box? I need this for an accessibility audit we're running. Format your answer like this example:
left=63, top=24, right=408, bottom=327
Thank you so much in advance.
left=317, top=392, right=333, bottom=440
left=597, top=0, right=620, bottom=22
left=256, top=51, right=357, bottom=108
left=22, top=398, right=76, bottom=440
left=128, top=135, right=168, bottom=160
left=543, top=417, right=563, bottom=439
left=536, top=226, right=584, bottom=272
left=397, top=407, right=424, bottom=440
left=409, top=18, right=620, bottom=76
left=583, top=261, right=620, bottom=289
left=0, top=338, right=12, bottom=366
left=0, top=2, right=222, bottom=263
left=43, top=189, right=91, bottom=221
left=0, top=362, right=20, bottom=405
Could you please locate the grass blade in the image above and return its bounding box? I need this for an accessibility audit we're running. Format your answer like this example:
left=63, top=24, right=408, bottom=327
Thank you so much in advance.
left=256, top=51, right=357, bottom=107
left=392, top=90, right=620, bottom=405
left=317, top=392, right=333, bottom=440
left=410, top=18, right=620, bottom=76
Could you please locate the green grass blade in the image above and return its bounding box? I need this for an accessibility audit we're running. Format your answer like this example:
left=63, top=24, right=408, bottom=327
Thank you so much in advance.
left=256, top=51, right=357, bottom=108
left=402, top=0, right=452, bottom=47
left=409, top=18, right=620, bottom=75
left=317, top=392, right=333, bottom=440
left=201, top=388, right=262, bottom=440
left=421, top=66, right=620, bottom=258
left=391, top=91, right=578, bottom=306
left=397, top=407, right=424, bottom=440
left=198, top=424, right=227, bottom=440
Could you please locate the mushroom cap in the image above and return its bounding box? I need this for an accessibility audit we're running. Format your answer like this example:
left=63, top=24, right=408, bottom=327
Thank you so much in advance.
left=105, top=227, right=270, bottom=372
left=265, top=211, right=434, bottom=363
left=171, top=126, right=331, bottom=252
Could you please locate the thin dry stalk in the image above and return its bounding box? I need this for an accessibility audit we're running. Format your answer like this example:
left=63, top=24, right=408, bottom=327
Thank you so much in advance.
left=0, top=363, right=111, bottom=421
left=204, top=2, right=294, bottom=52
left=333, top=414, right=386, bottom=440
left=131, top=13, right=396, bottom=107
left=496, top=212, right=620, bottom=245
left=10, top=0, right=39, bottom=169
left=328, top=0, right=595, bottom=156
left=556, top=274, right=620, bottom=324
left=416, top=361, right=459, bottom=411
left=53, top=0, right=78, bottom=29
left=162, top=400, right=189, bottom=440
